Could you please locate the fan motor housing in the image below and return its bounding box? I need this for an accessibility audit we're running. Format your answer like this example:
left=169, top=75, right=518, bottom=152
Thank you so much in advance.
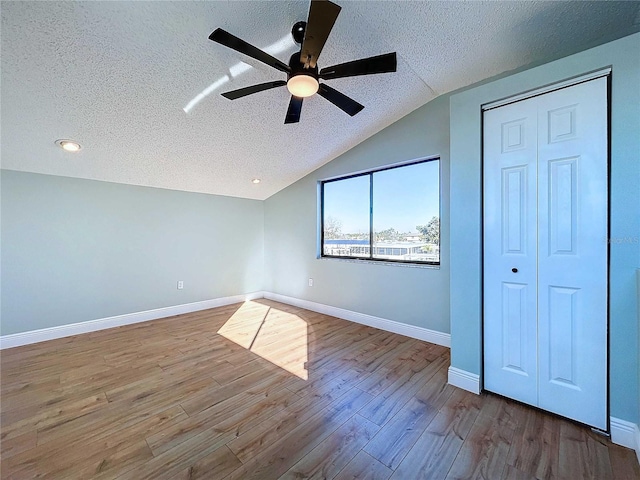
left=288, top=51, right=319, bottom=81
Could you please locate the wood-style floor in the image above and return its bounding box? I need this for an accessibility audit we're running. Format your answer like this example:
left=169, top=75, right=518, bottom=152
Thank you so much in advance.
left=1, top=299, right=638, bottom=479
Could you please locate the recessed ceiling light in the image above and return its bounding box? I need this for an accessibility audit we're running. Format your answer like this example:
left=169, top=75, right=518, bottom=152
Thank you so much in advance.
left=252, top=178, right=261, bottom=184
left=55, top=139, right=82, bottom=152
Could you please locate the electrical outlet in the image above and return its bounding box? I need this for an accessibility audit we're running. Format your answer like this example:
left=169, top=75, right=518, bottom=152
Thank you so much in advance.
left=177, top=280, right=184, bottom=290
left=308, top=278, right=313, bottom=287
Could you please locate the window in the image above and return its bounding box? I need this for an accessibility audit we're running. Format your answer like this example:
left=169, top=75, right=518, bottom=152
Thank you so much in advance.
left=321, top=158, right=440, bottom=265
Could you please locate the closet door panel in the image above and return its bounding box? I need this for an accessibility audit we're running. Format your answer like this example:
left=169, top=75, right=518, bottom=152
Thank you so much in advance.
left=483, top=97, right=538, bottom=406
left=537, top=77, right=608, bottom=429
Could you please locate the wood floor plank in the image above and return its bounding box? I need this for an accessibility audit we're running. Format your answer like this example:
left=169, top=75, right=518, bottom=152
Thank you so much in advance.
left=354, top=341, right=431, bottom=397
left=286, top=367, right=362, bottom=400
left=558, top=421, right=614, bottom=479
left=389, top=388, right=483, bottom=480
left=1, top=392, right=108, bottom=443
left=226, top=376, right=355, bottom=463
left=0, top=429, right=36, bottom=460
left=35, top=390, right=188, bottom=446
left=4, top=405, right=187, bottom=477
left=320, top=334, right=400, bottom=374
left=51, top=404, right=186, bottom=452
left=358, top=352, right=447, bottom=427
left=58, top=363, right=164, bottom=396
left=1, top=299, right=637, bottom=479
left=445, top=393, right=518, bottom=479
left=224, top=387, right=374, bottom=480
left=59, top=439, right=153, bottom=480
left=169, top=445, right=242, bottom=480
left=333, top=451, right=393, bottom=480
left=279, top=414, right=380, bottom=480
left=103, top=367, right=219, bottom=406
left=0, top=376, right=60, bottom=401
left=609, top=443, right=640, bottom=480
left=4, top=435, right=153, bottom=480
left=505, top=404, right=561, bottom=479
left=147, top=386, right=292, bottom=457
left=500, top=464, right=538, bottom=480
left=363, top=363, right=454, bottom=469
left=116, top=428, right=236, bottom=480
left=179, top=367, right=289, bottom=417
left=305, top=327, right=389, bottom=373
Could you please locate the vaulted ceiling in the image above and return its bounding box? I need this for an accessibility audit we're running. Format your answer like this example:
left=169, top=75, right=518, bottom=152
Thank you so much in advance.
left=2, top=1, right=639, bottom=200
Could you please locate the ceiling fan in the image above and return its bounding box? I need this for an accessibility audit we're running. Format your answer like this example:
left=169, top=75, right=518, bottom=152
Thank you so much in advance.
left=209, top=0, right=397, bottom=124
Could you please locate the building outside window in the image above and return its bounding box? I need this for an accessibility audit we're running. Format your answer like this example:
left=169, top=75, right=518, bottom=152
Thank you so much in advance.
left=321, top=158, right=440, bottom=265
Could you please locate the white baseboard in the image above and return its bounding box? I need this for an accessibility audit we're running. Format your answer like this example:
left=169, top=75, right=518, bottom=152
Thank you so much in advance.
left=263, top=292, right=451, bottom=348
left=2, top=291, right=450, bottom=350
left=610, top=417, right=640, bottom=465
left=0, top=292, right=265, bottom=350
left=447, top=366, right=481, bottom=394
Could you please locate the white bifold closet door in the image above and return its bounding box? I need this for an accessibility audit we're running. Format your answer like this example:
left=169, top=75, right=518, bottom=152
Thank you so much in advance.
left=483, top=77, right=608, bottom=430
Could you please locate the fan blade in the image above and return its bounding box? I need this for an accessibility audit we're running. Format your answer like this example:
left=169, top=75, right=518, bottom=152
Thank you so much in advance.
left=221, top=81, right=287, bottom=100
left=285, top=96, right=303, bottom=124
left=300, top=0, right=341, bottom=69
left=317, top=84, right=364, bottom=116
left=209, top=28, right=290, bottom=73
left=319, top=52, right=397, bottom=80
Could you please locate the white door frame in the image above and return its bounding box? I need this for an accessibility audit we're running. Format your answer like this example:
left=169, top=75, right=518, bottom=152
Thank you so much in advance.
left=480, top=69, right=611, bottom=432
left=482, top=68, right=611, bottom=111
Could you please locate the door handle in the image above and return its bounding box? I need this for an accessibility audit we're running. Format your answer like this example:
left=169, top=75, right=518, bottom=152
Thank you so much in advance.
left=512, top=268, right=518, bottom=273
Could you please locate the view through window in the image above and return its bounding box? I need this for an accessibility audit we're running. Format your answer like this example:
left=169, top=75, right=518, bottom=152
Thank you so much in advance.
left=321, top=159, right=440, bottom=265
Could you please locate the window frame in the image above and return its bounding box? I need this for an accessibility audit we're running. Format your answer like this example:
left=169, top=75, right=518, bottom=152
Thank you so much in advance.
left=320, top=156, right=441, bottom=266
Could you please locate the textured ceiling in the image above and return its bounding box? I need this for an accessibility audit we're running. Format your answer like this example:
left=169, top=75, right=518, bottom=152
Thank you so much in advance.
left=2, top=1, right=639, bottom=200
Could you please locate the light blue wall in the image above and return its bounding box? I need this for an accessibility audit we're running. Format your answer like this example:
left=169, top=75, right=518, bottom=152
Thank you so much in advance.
left=450, top=33, right=640, bottom=423
left=264, top=94, right=451, bottom=334
left=1, top=170, right=264, bottom=335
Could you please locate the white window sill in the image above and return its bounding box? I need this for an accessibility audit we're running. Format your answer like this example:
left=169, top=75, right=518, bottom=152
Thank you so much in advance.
left=318, top=256, right=441, bottom=270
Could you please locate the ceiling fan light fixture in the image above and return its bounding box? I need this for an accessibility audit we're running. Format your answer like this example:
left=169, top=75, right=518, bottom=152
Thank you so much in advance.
left=209, top=0, right=396, bottom=123
left=287, top=74, right=319, bottom=98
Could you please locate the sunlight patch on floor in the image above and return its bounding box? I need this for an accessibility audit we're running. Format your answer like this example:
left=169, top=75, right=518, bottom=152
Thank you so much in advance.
left=217, top=301, right=309, bottom=380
